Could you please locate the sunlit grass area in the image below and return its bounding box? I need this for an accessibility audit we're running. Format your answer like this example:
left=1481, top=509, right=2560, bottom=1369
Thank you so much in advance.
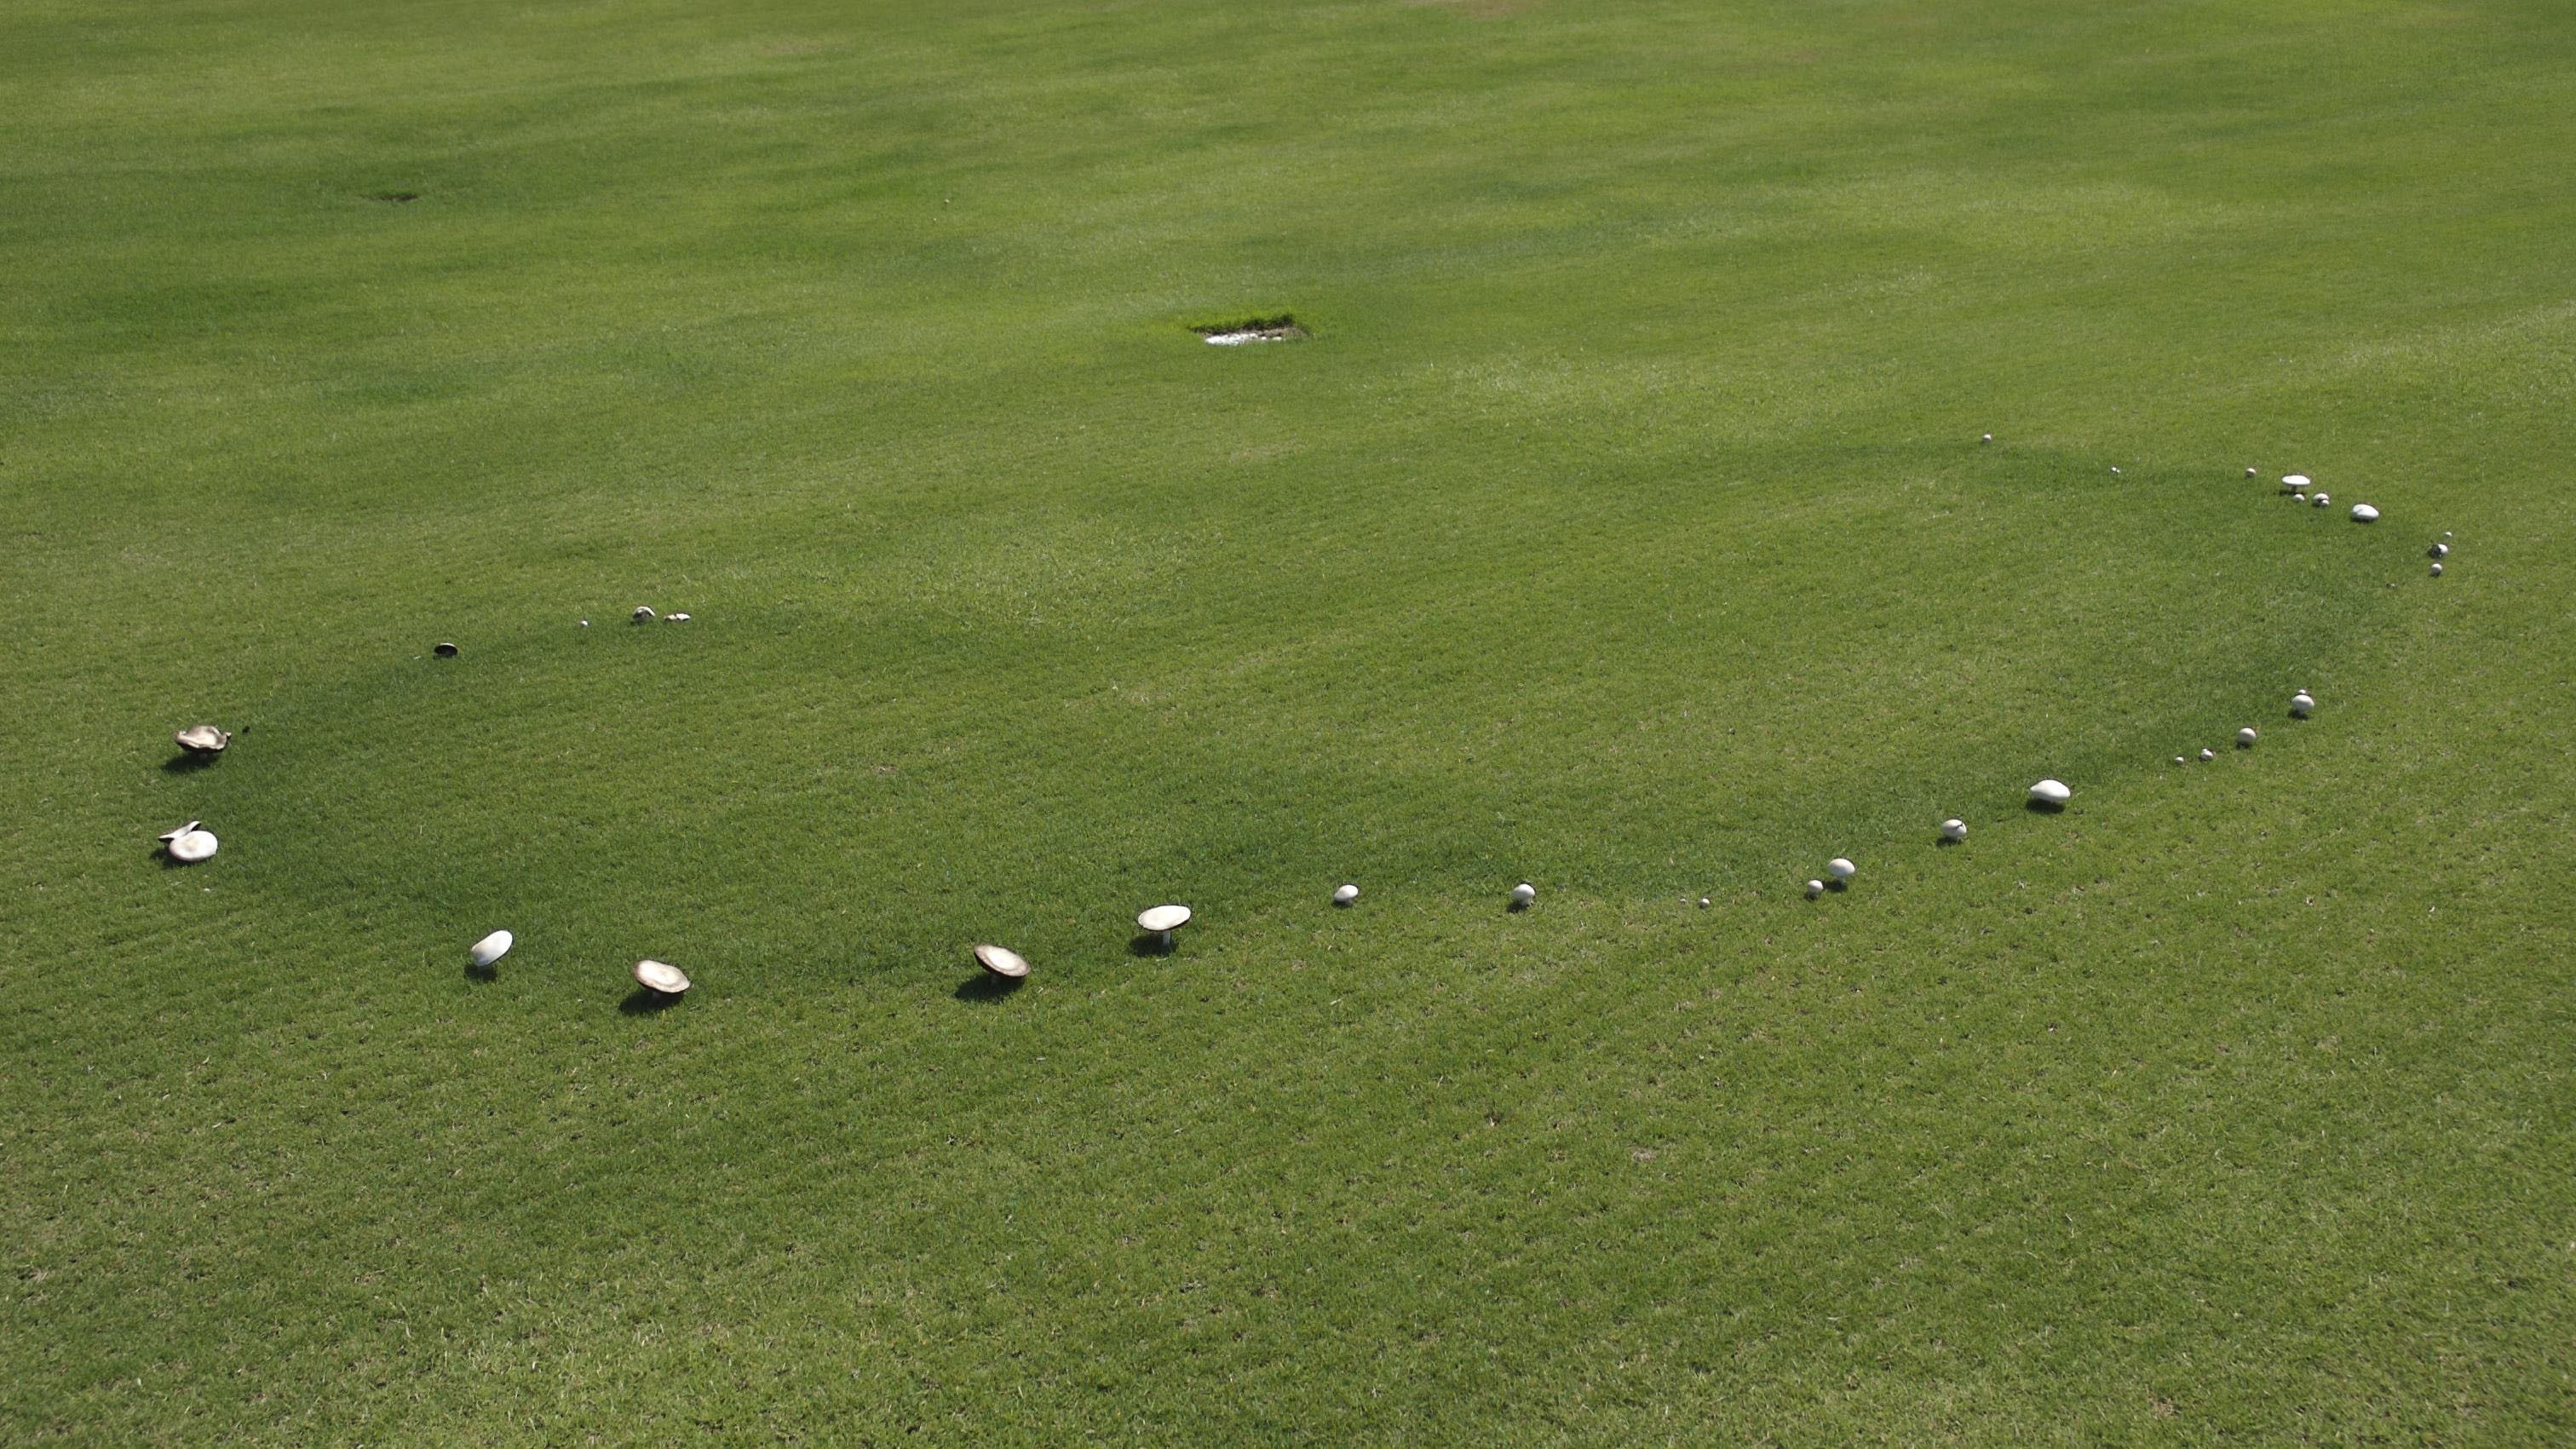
left=4, top=1, right=2573, bottom=1441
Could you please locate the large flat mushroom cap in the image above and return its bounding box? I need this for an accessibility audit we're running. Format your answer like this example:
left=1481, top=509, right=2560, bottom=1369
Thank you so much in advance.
left=471, top=930, right=514, bottom=968
left=2281, top=474, right=2311, bottom=492
left=166, top=829, right=219, bottom=863
left=2029, top=779, right=2073, bottom=805
left=1136, top=905, right=1193, bottom=934
left=174, top=725, right=230, bottom=754
left=2350, top=503, right=2380, bottom=522
left=973, top=943, right=1030, bottom=979
left=633, top=958, right=690, bottom=994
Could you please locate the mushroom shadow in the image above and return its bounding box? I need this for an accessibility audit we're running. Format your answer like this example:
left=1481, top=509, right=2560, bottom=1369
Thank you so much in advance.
left=1826, top=878, right=1849, bottom=893
left=2025, top=799, right=2067, bottom=814
left=1128, top=933, right=1175, bottom=957
left=464, top=961, right=498, bottom=984
left=619, top=986, right=682, bottom=1015
left=954, top=973, right=1025, bottom=1002
left=155, top=848, right=201, bottom=871
left=1935, top=836, right=1961, bottom=848
left=161, top=751, right=219, bottom=774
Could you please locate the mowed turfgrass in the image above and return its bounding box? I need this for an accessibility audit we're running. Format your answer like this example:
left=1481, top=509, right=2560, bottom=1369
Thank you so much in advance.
left=4, top=0, right=2573, bottom=1441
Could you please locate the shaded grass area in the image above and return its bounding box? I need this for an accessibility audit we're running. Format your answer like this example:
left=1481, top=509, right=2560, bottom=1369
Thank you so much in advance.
left=3, top=0, right=2573, bottom=1442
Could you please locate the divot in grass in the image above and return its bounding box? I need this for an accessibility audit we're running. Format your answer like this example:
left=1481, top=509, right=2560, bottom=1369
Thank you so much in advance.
left=1194, top=315, right=1308, bottom=346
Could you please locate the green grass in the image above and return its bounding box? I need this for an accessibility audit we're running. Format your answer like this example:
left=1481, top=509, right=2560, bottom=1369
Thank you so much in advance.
left=6, top=0, right=2575, bottom=1441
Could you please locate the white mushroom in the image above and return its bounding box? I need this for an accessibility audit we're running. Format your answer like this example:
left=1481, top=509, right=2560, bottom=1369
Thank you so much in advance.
left=1137, top=903, right=1193, bottom=948
left=173, top=724, right=230, bottom=755
left=2430, top=562, right=2443, bottom=577
left=2199, top=748, right=2217, bottom=762
left=2429, top=543, right=2448, bottom=558
left=2312, top=492, right=2331, bottom=508
left=470, top=930, right=514, bottom=969
left=633, top=958, right=689, bottom=995
left=1804, top=879, right=1825, bottom=899
left=973, top=944, right=1029, bottom=980
left=2291, top=691, right=2315, bottom=717
left=2349, top=503, right=2379, bottom=522
left=632, top=606, right=656, bottom=624
left=2245, top=467, right=2258, bottom=477
left=1941, top=819, right=1968, bottom=841
left=2029, top=779, right=2072, bottom=807
left=159, top=820, right=218, bottom=862
left=1981, top=433, right=1993, bottom=443
left=1331, top=883, right=1359, bottom=907
left=2237, top=727, right=2258, bottom=746
left=1509, top=882, right=1537, bottom=908
left=1826, top=857, right=1856, bottom=883
left=2281, top=474, right=2311, bottom=493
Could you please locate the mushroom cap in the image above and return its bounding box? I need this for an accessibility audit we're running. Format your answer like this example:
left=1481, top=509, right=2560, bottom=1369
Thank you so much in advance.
left=2350, top=503, right=2379, bottom=522
left=166, top=829, right=218, bottom=863
left=1509, top=882, right=1537, bottom=904
left=2312, top=492, right=2332, bottom=506
left=1331, top=883, right=1360, bottom=906
left=158, top=819, right=201, bottom=843
left=2282, top=474, right=2311, bottom=490
left=1941, top=819, right=1968, bottom=839
left=667, top=612, right=691, bottom=622
left=2429, top=543, right=2448, bottom=557
left=2199, top=748, right=2217, bottom=761
left=632, top=606, right=656, bottom=623
left=1826, top=857, right=1856, bottom=880
left=2429, top=562, right=2443, bottom=576
left=471, top=930, right=514, bottom=968
left=2291, top=692, right=2315, bottom=715
left=973, top=943, right=1030, bottom=979
left=1136, top=904, right=1192, bottom=934
left=633, top=958, right=689, bottom=994
left=2237, top=727, right=2258, bottom=745
left=174, top=724, right=230, bottom=754
left=1804, top=879, right=1826, bottom=897
left=2174, top=756, right=2188, bottom=765
left=2029, top=779, right=2073, bottom=805
left=2245, top=467, right=2258, bottom=477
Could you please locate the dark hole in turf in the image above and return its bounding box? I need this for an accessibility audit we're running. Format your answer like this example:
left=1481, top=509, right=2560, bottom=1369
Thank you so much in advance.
left=368, top=191, right=421, bottom=204
left=1193, top=314, right=1309, bottom=344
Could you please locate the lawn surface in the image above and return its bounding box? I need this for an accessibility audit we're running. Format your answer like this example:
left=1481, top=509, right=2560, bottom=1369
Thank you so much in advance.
left=5, top=1, right=2573, bottom=1442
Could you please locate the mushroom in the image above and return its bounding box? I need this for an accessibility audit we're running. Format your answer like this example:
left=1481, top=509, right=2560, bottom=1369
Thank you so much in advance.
left=973, top=943, right=1030, bottom=980
left=159, top=821, right=218, bottom=862
left=2199, top=748, right=2216, bottom=762
left=1981, top=433, right=1993, bottom=443
left=632, top=607, right=656, bottom=624
left=1826, top=857, right=1857, bottom=883
left=173, top=724, right=230, bottom=756
left=2430, top=562, right=2444, bottom=577
left=2245, top=467, right=2258, bottom=478
left=2349, top=503, right=2379, bottom=522
left=2429, top=543, right=2448, bottom=559
left=2291, top=690, right=2315, bottom=717
left=2312, top=492, right=2331, bottom=508
left=2237, top=727, right=2258, bottom=747
left=2281, top=474, right=2311, bottom=494
left=1941, top=819, right=1968, bottom=841
left=2029, top=779, right=2073, bottom=807
left=667, top=612, right=691, bottom=622
left=1136, top=904, right=1192, bottom=950
left=1331, top=883, right=1359, bottom=907
left=470, top=930, right=514, bottom=969
left=1804, top=879, right=1826, bottom=899
left=1509, top=883, right=1537, bottom=909
left=633, top=958, right=689, bottom=995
